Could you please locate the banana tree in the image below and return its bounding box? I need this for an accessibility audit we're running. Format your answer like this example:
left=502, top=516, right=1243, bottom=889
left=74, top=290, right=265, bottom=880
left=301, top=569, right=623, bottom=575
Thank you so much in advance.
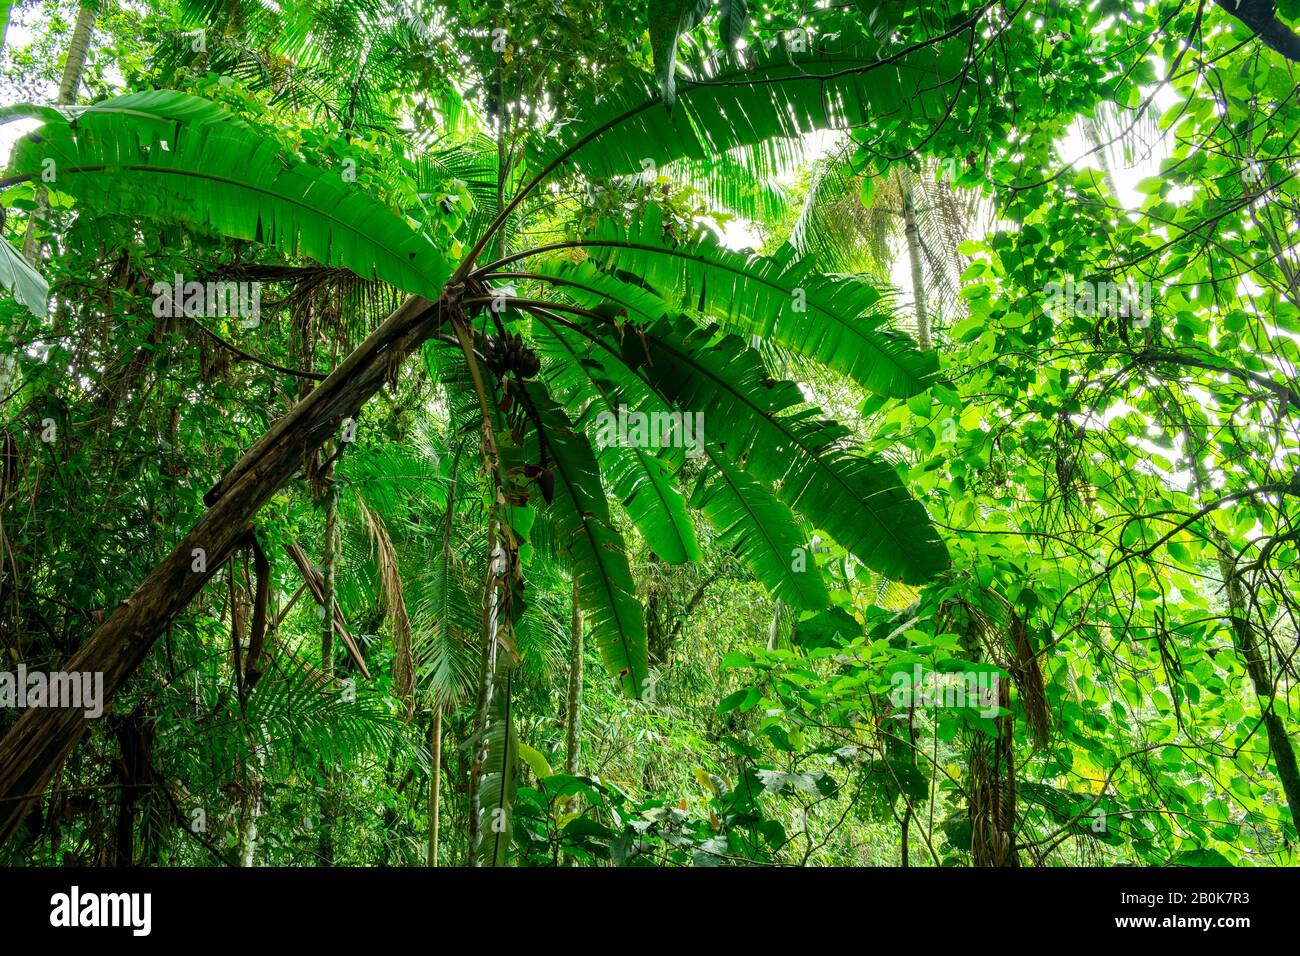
left=0, top=20, right=977, bottom=843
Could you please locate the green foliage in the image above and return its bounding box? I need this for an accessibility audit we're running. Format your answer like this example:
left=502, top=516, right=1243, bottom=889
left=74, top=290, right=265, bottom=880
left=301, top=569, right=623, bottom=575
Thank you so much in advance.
left=1, top=0, right=1298, bottom=872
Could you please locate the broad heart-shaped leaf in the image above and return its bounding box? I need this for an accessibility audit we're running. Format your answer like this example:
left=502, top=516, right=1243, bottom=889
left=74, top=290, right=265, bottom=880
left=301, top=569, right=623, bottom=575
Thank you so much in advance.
left=4, top=91, right=450, bottom=298
left=524, top=380, right=649, bottom=698
left=531, top=22, right=967, bottom=179
left=632, top=316, right=949, bottom=585
left=0, top=236, right=47, bottom=318
left=533, top=314, right=700, bottom=565
left=692, top=451, right=830, bottom=610
left=511, top=224, right=937, bottom=399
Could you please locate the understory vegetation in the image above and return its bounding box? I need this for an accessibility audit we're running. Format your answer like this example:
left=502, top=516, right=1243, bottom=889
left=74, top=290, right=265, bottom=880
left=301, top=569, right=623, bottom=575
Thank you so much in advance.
left=1, top=0, right=1299, bottom=867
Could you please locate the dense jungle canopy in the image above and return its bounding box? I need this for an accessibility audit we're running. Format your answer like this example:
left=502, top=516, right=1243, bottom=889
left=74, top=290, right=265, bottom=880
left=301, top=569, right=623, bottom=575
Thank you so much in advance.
left=0, top=0, right=1299, bottom=870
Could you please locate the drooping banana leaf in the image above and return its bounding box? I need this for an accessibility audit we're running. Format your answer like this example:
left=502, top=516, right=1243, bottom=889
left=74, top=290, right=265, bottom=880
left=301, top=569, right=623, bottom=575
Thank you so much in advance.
left=522, top=380, right=649, bottom=697
left=532, top=23, right=969, bottom=179
left=3, top=90, right=451, bottom=297
left=534, top=311, right=826, bottom=604
left=629, top=316, right=949, bottom=585
left=593, top=212, right=936, bottom=397
left=691, top=450, right=830, bottom=610
left=531, top=305, right=944, bottom=588
left=514, top=218, right=938, bottom=399
left=0, top=237, right=47, bottom=318
left=533, top=314, right=700, bottom=565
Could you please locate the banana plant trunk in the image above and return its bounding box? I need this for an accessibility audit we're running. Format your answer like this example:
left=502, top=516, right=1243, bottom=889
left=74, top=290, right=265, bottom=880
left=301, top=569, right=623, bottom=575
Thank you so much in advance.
left=0, top=294, right=440, bottom=844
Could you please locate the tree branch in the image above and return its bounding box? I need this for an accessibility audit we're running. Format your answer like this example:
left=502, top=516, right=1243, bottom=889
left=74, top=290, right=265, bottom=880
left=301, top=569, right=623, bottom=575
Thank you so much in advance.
left=1214, top=0, right=1300, bottom=62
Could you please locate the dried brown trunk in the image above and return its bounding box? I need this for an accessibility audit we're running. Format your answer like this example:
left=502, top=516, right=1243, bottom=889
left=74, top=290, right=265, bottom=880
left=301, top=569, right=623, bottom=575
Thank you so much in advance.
left=0, top=295, right=439, bottom=844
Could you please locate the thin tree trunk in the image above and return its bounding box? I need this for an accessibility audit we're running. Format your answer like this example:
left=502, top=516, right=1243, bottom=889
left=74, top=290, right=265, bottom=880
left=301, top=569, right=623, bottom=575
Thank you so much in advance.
left=0, top=294, right=439, bottom=844
left=57, top=2, right=96, bottom=103
left=238, top=738, right=263, bottom=867
left=1180, top=425, right=1300, bottom=827
left=23, top=0, right=97, bottom=264
left=901, top=186, right=931, bottom=352
left=1215, top=546, right=1300, bottom=826
left=468, top=530, right=506, bottom=866
left=427, top=705, right=442, bottom=866
left=565, top=579, right=583, bottom=776
left=318, top=471, right=338, bottom=866
left=466, top=55, right=514, bottom=861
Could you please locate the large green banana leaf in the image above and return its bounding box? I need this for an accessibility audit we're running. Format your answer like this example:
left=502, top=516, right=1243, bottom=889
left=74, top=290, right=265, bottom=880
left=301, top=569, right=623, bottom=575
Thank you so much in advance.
left=630, top=316, right=949, bottom=585
left=3, top=90, right=451, bottom=297
left=524, top=380, right=650, bottom=697
left=534, top=314, right=700, bottom=565
left=532, top=313, right=829, bottom=607
left=561, top=210, right=938, bottom=398
left=532, top=26, right=967, bottom=179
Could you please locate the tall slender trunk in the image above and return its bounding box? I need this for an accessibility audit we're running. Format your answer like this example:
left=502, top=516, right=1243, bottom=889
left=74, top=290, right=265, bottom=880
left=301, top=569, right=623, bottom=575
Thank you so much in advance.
left=901, top=186, right=931, bottom=352
left=468, top=531, right=506, bottom=865
left=1181, top=426, right=1300, bottom=827
left=565, top=579, right=583, bottom=776
left=466, top=42, right=515, bottom=865
left=427, top=705, right=442, bottom=866
left=318, top=471, right=338, bottom=866
left=238, top=734, right=264, bottom=867
left=1214, top=545, right=1300, bottom=826
left=22, top=0, right=97, bottom=264
left=57, top=2, right=96, bottom=103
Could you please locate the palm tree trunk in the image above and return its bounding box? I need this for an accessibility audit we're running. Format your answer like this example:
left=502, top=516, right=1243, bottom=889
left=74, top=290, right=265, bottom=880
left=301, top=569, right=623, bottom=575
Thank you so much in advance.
left=23, top=0, right=97, bottom=264
left=58, top=2, right=96, bottom=101
left=901, top=188, right=931, bottom=351
left=427, top=705, right=442, bottom=866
